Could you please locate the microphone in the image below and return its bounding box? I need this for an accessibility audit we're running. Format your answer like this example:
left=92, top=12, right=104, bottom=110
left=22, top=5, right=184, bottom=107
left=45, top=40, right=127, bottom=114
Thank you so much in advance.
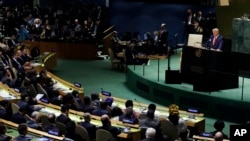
left=134, top=98, right=146, bottom=113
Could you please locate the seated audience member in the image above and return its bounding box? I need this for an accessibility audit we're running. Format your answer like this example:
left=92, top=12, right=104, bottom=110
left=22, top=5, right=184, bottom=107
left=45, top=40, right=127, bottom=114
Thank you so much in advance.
left=78, top=113, right=97, bottom=140
left=168, top=104, right=186, bottom=132
left=214, top=131, right=224, bottom=141
left=98, top=114, right=121, bottom=139
left=0, top=123, right=12, bottom=141
left=11, top=106, right=27, bottom=124
left=0, top=68, right=14, bottom=87
left=92, top=102, right=110, bottom=117
left=141, top=127, right=156, bottom=141
left=62, top=94, right=78, bottom=111
left=139, top=110, right=159, bottom=129
left=14, top=123, right=32, bottom=141
left=26, top=111, right=42, bottom=130
left=119, top=107, right=139, bottom=124
left=56, top=105, right=72, bottom=125
left=210, top=120, right=228, bottom=139
left=111, top=106, right=123, bottom=120
left=91, top=93, right=100, bottom=109
left=82, top=96, right=94, bottom=113
left=17, top=93, right=41, bottom=116
left=65, top=121, right=82, bottom=141
left=43, top=113, right=61, bottom=136
left=72, top=90, right=84, bottom=110
left=124, top=100, right=138, bottom=119
left=148, top=104, right=156, bottom=112
left=178, top=127, right=192, bottom=141
left=0, top=100, right=11, bottom=120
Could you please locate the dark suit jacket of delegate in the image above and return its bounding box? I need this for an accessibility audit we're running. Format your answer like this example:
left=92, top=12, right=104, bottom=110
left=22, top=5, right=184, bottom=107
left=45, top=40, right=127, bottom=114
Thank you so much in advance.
left=56, top=114, right=72, bottom=125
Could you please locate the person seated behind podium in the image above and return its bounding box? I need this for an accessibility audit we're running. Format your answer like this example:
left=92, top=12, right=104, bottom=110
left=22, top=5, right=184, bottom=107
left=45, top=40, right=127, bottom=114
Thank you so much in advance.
left=125, top=42, right=149, bottom=65
left=78, top=113, right=97, bottom=140
left=98, top=114, right=121, bottom=139
left=14, top=123, right=32, bottom=141
left=210, top=120, right=228, bottom=139
left=205, top=28, right=223, bottom=52
left=26, top=111, right=42, bottom=130
left=0, top=123, right=12, bottom=141
left=81, top=96, right=94, bottom=113
left=141, top=127, right=156, bottom=141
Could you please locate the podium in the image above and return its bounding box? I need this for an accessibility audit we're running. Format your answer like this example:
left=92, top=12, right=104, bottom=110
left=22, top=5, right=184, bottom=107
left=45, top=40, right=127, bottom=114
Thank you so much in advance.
left=181, top=46, right=238, bottom=92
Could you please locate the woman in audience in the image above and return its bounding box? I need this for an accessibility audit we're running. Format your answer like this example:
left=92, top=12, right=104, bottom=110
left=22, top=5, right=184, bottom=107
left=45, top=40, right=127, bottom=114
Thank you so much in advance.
left=167, top=104, right=186, bottom=132
left=82, top=96, right=95, bottom=113
left=119, top=107, right=139, bottom=124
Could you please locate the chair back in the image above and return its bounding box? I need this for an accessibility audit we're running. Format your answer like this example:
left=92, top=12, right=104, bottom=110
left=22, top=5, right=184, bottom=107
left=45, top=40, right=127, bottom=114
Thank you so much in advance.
left=75, top=124, right=90, bottom=141
left=55, top=122, right=66, bottom=135
left=96, top=129, right=114, bottom=141
left=160, top=119, right=179, bottom=141
left=28, top=84, right=38, bottom=98
left=11, top=103, right=20, bottom=114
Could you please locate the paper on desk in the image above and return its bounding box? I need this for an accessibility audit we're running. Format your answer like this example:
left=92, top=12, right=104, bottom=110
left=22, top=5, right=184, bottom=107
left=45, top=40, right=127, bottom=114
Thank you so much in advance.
left=36, top=94, right=44, bottom=100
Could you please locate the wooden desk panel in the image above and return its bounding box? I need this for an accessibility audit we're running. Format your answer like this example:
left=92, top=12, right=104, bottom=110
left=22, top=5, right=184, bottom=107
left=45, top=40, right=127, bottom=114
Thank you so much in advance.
left=24, top=41, right=98, bottom=60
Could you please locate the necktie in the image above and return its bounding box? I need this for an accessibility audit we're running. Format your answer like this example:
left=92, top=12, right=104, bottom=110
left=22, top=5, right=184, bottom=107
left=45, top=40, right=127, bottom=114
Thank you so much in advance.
left=213, top=36, right=217, bottom=45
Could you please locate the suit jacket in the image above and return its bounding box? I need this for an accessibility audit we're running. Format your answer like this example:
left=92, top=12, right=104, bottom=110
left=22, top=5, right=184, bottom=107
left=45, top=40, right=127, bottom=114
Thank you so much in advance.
left=56, top=114, right=71, bottom=125
left=0, top=134, right=12, bottom=141
left=81, top=104, right=94, bottom=113
left=0, top=107, right=11, bottom=120
left=43, top=124, right=61, bottom=136
left=139, top=118, right=159, bottom=129
left=78, top=121, right=97, bottom=140
left=11, top=112, right=26, bottom=124
left=92, top=108, right=109, bottom=117
left=207, top=35, right=224, bottom=50
left=14, top=135, right=31, bottom=141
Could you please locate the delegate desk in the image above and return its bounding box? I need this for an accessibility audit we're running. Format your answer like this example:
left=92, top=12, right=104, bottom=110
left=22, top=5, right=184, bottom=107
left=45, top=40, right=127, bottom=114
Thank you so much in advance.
left=47, top=71, right=84, bottom=100
left=23, top=41, right=97, bottom=60
left=181, top=46, right=238, bottom=92
left=192, top=135, right=230, bottom=141
left=99, top=95, right=205, bottom=133
left=0, top=118, right=65, bottom=141
left=38, top=101, right=141, bottom=141
left=0, top=82, right=20, bottom=103
left=31, top=52, right=57, bottom=73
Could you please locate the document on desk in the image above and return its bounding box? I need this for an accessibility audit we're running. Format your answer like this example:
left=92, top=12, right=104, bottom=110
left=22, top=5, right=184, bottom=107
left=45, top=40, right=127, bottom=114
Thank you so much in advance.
left=35, top=94, right=44, bottom=101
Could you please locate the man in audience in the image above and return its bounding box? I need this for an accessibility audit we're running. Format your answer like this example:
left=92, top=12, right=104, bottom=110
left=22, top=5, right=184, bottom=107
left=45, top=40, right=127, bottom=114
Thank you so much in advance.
left=124, top=100, right=138, bottom=119
left=26, top=111, right=42, bottom=130
left=92, top=102, right=110, bottom=117
left=141, top=127, right=156, bottom=141
left=44, top=113, right=61, bottom=136
left=139, top=110, right=159, bottom=129
left=56, top=105, right=72, bottom=125
left=82, top=96, right=94, bottom=113
left=178, top=127, right=192, bottom=141
left=11, top=106, right=27, bottom=124
left=210, top=120, right=228, bottom=139
left=78, top=112, right=96, bottom=140
left=0, top=123, right=12, bottom=141
left=17, top=93, right=41, bottom=116
left=14, top=123, right=32, bottom=141
left=0, top=100, right=11, bottom=120
left=214, top=131, right=224, bottom=141
left=98, top=114, right=121, bottom=138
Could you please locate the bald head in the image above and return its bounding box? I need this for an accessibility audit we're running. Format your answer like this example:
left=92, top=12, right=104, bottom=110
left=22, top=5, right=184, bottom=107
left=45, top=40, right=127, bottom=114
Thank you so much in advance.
left=83, top=112, right=91, bottom=122
left=146, top=128, right=156, bottom=139
left=101, top=114, right=110, bottom=126
left=214, top=131, right=223, bottom=141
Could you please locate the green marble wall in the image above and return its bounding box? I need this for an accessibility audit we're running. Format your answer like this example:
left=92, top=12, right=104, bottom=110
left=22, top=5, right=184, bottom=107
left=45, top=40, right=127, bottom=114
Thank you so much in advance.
left=232, top=18, right=250, bottom=53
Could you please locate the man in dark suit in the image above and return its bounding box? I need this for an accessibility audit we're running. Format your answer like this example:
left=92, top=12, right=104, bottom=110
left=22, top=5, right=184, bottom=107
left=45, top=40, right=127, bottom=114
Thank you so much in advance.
left=206, top=28, right=224, bottom=51
left=158, top=23, right=169, bottom=55
left=78, top=113, right=96, bottom=140
left=56, top=105, right=72, bottom=125
left=14, top=123, right=32, bottom=141
left=0, top=100, right=11, bottom=120
left=81, top=96, right=94, bottom=113
left=0, top=123, right=12, bottom=141
left=44, top=113, right=62, bottom=136
left=97, top=114, right=121, bottom=139
left=92, top=102, right=110, bottom=117
left=11, top=106, right=27, bottom=124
